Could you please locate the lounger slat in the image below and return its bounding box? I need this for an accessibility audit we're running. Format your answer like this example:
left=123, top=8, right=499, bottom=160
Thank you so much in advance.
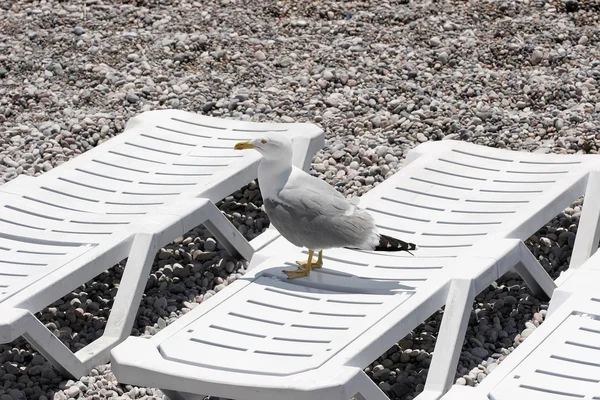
left=0, top=222, right=109, bottom=243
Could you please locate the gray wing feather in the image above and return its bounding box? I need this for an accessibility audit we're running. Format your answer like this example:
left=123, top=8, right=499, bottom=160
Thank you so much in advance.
left=264, top=178, right=377, bottom=250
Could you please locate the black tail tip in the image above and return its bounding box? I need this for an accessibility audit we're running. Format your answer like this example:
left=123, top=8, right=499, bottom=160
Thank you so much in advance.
left=376, top=234, right=418, bottom=255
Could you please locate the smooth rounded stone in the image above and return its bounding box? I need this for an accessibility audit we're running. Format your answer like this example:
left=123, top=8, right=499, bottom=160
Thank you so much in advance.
left=204, top=238, right=217, bottom=252
left=126, top=93, right=139, bottom=103
left=378, top=382, right=391, bottom=393
left=392, top=382, right=412, bottom=398
left=470, top=347, right=488, bottom=359
left=153, top=297, right=168, bottom=310
left=493, top=298, right=505, bottom=309
left=72, top=26, right=85, bottom=35
left=255, top=51, right=266, bottom=61
left=8, top=390, right=24, bottom=400
left=520, top=328, right=535, bottom=339
left=504, top=296, right=517, bottom=306
left=375, top=146, right=390, bottom=157
left=400, top=352, right=411, bottom=363
left=525, top=321, right=536, bottom=330
left=455, top=377, right=467, bottom=386
left=372, top=364, right=384, bottom=373
left=369, top=166, right=381, bottom=176
left=317, top=78, right=329, bottom=89
left=202, top=102, right=216, bottom=112
left=331, top=150, right=345, bottom=160
left=564, top=0, right=579, bottom=11
left=40, top=367, right=57, bottom=380
left=3, top=157, right=19, bottom=168
left=53, top=391, right=68, bottom=400
left=438, top=51, right=449, bottom=64
left=531, top=49, right=544, bottom=65
left=3, top=361, right=19, bottom=375
left=65, top=386, right=80, bottom=398
left=485, top=362, right=498, bottom=374
left=429, top=36, right=442, bottom=47
left=225, top=262, right=236, bottom=273
left=322, top=70, right=334, bottom=81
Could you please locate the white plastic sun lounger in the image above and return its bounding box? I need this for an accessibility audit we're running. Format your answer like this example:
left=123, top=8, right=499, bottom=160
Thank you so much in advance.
left=0, top=109, right=324, bottom=378
left=110, top=140, right=600, bottom=400
left=440, top=250, right=600, bottom=400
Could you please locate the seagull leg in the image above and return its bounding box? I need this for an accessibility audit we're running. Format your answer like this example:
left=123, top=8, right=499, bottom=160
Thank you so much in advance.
left=312, top=250, right=323, bottom=269
left=295, top=250, right=319, bottom=268
left=284, top=250, right=314, bottom=279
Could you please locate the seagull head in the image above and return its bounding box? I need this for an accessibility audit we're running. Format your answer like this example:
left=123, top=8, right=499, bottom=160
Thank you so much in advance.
left=234, top=133, right=293, bottom=161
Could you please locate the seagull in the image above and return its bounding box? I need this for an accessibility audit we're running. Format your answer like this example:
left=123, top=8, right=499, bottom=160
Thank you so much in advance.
left=234, top=134, right=417, bottom=279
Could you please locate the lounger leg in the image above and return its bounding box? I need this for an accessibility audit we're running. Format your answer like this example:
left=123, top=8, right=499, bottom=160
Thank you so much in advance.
left=159, top=389, right=188, bottom=400
left=513, top=242, right=556, bottom=300
left=570, top=170, right=600, bottom=270
left=2, top=234, right=158, bottom=379
left=102, top=232, right=157, bottom=339
left=160, top=389, right=210, bottom=400
left=198, top=201, right=254, bottom=261
left=352, top=370, right=391, bottom=400
left=73, top=232, right=158, bottom=370
left=418, top=279, right=474, bottom=400
left=0, top=308, right=84, bottom=378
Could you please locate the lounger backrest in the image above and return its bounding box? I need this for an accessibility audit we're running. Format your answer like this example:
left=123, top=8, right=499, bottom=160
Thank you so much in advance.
left=360, top=141, right=593, bottom=257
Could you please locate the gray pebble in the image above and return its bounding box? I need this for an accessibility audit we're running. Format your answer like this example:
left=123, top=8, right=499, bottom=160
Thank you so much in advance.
left=430, top=36, right=442, bottom=47
left=531, top=49, right=544, bottom=65
left=126, top=93, right=139, bottom=103
left=255, top=50, right=266, bottom=61
left=204, top=238, right=217, bottom=252
left=470, top=347, right=488, bottom=359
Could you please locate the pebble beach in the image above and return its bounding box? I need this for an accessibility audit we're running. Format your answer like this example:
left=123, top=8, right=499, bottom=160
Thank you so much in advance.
left=1, top=0, right=599, bottom=399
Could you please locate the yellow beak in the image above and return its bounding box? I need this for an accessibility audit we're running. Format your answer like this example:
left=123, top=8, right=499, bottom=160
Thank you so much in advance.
left=234, top=141, right=256, bottom=150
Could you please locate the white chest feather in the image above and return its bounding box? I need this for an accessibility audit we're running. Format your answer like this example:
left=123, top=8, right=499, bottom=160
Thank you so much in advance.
left=258, top=159, right=293, bottom=200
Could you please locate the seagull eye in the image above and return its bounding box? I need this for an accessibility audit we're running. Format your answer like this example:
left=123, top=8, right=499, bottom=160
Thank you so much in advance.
left=261, top=139, right=267, bottom=144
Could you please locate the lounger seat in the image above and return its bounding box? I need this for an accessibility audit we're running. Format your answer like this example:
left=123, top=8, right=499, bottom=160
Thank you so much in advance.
left=0, top=110, right=324, bottom=378
left=110, top=141, right=600, bottom=400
